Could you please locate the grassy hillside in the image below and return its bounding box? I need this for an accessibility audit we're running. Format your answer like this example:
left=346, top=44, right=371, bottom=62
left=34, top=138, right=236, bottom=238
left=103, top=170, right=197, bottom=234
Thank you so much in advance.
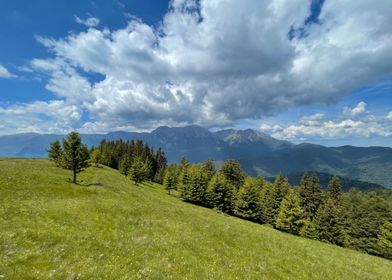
left=1, top=159, right=391, bottom=279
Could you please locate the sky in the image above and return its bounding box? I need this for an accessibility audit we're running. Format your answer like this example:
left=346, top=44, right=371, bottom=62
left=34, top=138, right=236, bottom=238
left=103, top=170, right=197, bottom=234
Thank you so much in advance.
left=0, top=0, right=392, bottom=147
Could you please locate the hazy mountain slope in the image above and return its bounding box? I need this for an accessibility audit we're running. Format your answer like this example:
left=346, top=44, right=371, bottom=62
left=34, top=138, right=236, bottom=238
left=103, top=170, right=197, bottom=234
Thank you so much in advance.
left=1, top=158, right=391, bottom=279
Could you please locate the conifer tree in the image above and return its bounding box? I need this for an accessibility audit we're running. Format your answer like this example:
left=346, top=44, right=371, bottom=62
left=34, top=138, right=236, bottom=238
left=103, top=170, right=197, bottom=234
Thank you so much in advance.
left=163, top=167, right=177, bottom=194
left=206, top=173, right=236, bottom=214
left=201, top=159, right=216, bottom=181
left=129, top=156, right=149, bottom=184
left=327, top=175, right=342, bottom=202
left=119, top=154, right=132, bottom=176
left=298, top=172, right=323, bottom=220
left=276, top=190, right=307, bottom=235
left=313, top=198, right=344, bottom=245
left=234, top=177, right=263, bottom=222
left=264, top=174, right=290, bottom=226
left=90, top=148, right=102, bottom=167
left=61, top=132, right=89, bottom=184
left=219, top=159, right=245, bottom=189
left=47, top=139, right=62, bottom=166
left=178, top=165, right=208, bottom=204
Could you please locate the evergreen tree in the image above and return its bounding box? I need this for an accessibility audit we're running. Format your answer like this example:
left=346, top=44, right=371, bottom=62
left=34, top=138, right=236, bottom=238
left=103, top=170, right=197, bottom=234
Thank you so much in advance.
left=119, top=154, right=132, bottom=176
left=153, top=148, right=167, bottom=183
left=234, top=177, right=263, bottom=222
left=264, top=174, right=290, bottom=226
left=299, top=219, right=318, bottom=239
left=378, top=221, right=392, bottom=259
left=47, top=139, right=62, bottom=166
left=219, top=159, right=245, bottom=189
left=61, top=132, right=89, bottom=184
left=298, top=172, right=323, bottom=220
left=178, top=165, right=208, bottom=204
left=129, top=156, right=149, bottom=184
left=313, top=198, right=344, bottom=245
left=90, top=148, right=102, bottom=167
left=163, top=167, right=177, bottom=194
left=327, top=175, right=342, bottom=202
left=206, top=173, right=236, bottom=214
left=276, top=190, right=307, bottom=235
left=201, top=159, right=216, bottom=181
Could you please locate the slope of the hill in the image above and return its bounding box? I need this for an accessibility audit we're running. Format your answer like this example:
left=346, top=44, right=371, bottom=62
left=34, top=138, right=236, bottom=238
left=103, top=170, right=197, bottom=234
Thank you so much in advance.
left=0, top=159, right=391, bottom=279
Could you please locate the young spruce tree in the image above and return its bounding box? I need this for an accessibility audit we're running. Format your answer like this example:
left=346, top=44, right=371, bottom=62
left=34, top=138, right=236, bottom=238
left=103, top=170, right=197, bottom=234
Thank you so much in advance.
left=62, top=132, right=89, bottom=184
left=48, top=139, right=63, bottom=166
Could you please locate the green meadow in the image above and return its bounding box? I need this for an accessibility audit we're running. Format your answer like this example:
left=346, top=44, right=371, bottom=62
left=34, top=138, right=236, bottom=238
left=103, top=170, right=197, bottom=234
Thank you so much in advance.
left=1, top=158, right=391, bottom=279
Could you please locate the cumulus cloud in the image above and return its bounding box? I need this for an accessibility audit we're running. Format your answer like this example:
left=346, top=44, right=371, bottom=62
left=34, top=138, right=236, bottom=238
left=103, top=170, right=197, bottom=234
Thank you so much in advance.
left=74, top=15, right=100, bottom=27
left=0, top=100, right=82, bottom=135
left=6, top=0, right=392, bottom=134
left=263, top=109, right=392, bottom=141
left=343, top=101, right=368, bottom=116
left=0, top=64, right=16, bottom=79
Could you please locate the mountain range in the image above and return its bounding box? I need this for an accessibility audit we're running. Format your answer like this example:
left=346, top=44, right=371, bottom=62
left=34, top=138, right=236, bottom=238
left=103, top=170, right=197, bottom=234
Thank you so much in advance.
left=1, top=125, right=391, bottom=188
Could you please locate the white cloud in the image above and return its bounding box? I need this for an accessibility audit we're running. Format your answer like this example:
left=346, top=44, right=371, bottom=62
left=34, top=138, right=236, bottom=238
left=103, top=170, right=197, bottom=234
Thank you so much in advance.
left=0, top=100, right=82, bottom=135
left=74, top=15, right=100, bottom=27
left=5, top=0, right=392, bottom=134
left=266, top=109, right=392, bottom=141
left=0, top=64, right=16, bottom=79
left=343, top=101, right=368, bottom=116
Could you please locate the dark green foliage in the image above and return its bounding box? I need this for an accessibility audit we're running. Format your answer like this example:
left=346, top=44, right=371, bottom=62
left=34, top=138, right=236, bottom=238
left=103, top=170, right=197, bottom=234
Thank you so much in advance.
left=339, top=189, right=392, bottom=257
left=378, top=221, right=392, bottom=259
left=61, top=132, right=89, bottom=184
left=206, top=173, right=237, bottom=214
left=264, top=174, right=290, bottom=226
left=129, top=157, right=150, bottom=184
left=153, top=148, right=167, bottom=183
left=313, top=199, right=344, bottom=245
left=219, top=159, right=245, bottom=189
left=178, top=165, right=208, bottom=204
left=119, top=154, right=132, bottom=176
left=327, top=175, right=342, bottom=201
left=201, top=159, right=216, bottom=181
left=298, top=172, right=323, bottom=221
left=47, top=140, right=62, bottom=166
left=234, top=177, right=263, bottom=222
left=276, top=190, right=306, bottom=235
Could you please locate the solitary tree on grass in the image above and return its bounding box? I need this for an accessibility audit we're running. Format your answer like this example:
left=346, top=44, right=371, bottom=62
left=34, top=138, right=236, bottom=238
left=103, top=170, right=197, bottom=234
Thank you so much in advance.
left=62, top=132, right=89, bottom=184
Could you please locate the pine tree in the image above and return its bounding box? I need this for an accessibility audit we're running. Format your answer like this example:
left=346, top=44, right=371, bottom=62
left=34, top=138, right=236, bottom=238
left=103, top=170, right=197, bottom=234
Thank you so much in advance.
left=206, top=173, right=236, bottom=214
left=201, top=159, right=216, bottom=181
left=234, top=177, right=263, bottom=222
left=298, top=171, right=323, bottom=221
left=129, top=156, right=149, bottom=184
left=264, top=174, right=290, bottom=226
left=163, top=167, right=177, bottom=194
left=178, top=165, right=208, bottom=204
left=47, top=139, right=62, bottom=166
left=276, top=190, right=307, bottom=235
left=378, top=221, right=392, bottom=259
left=313, top=198, right=344, bottom=245
left=61, top=132, right=89, bottom=184
left=219, top=159, right=245, bottom=189
left=90, top=148, right=102, bottom=167
left=327, top=175, right=342, bottom=202
left=119, top=154, right=132, bottom=176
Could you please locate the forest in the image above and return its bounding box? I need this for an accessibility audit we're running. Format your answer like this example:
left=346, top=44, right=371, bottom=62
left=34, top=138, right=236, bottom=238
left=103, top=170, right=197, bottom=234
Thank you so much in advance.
left=48, top=132, right=392, bottom=260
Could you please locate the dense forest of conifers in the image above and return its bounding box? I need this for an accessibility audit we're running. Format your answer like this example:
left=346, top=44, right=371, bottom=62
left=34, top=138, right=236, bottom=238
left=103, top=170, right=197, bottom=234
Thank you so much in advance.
left=48, top=135, right=392, bottom=260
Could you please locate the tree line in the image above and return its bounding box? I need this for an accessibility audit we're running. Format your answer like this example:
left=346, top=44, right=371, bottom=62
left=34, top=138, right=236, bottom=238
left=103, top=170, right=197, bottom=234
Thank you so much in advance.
left=163, top=158, right=392, bottom=260
left=48, top=132, right=167, bottom=184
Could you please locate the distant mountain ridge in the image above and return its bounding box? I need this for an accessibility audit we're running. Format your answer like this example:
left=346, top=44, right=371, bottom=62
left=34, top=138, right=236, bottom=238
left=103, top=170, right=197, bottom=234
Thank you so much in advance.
left=1, top=125, right=391, bottom=188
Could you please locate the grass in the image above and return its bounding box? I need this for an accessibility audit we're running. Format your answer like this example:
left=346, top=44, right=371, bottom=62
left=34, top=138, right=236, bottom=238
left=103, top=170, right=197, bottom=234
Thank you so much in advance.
left=1, top=158, right=391, bottom=279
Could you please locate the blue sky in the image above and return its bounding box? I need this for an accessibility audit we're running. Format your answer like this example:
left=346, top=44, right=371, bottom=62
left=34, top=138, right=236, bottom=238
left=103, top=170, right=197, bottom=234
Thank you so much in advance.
left=1, top=0, right=392, bottom=147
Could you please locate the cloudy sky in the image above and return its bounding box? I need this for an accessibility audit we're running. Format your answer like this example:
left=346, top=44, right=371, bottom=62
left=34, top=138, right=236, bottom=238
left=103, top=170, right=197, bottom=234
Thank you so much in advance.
left=1, top=0, right=392, bottom=146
